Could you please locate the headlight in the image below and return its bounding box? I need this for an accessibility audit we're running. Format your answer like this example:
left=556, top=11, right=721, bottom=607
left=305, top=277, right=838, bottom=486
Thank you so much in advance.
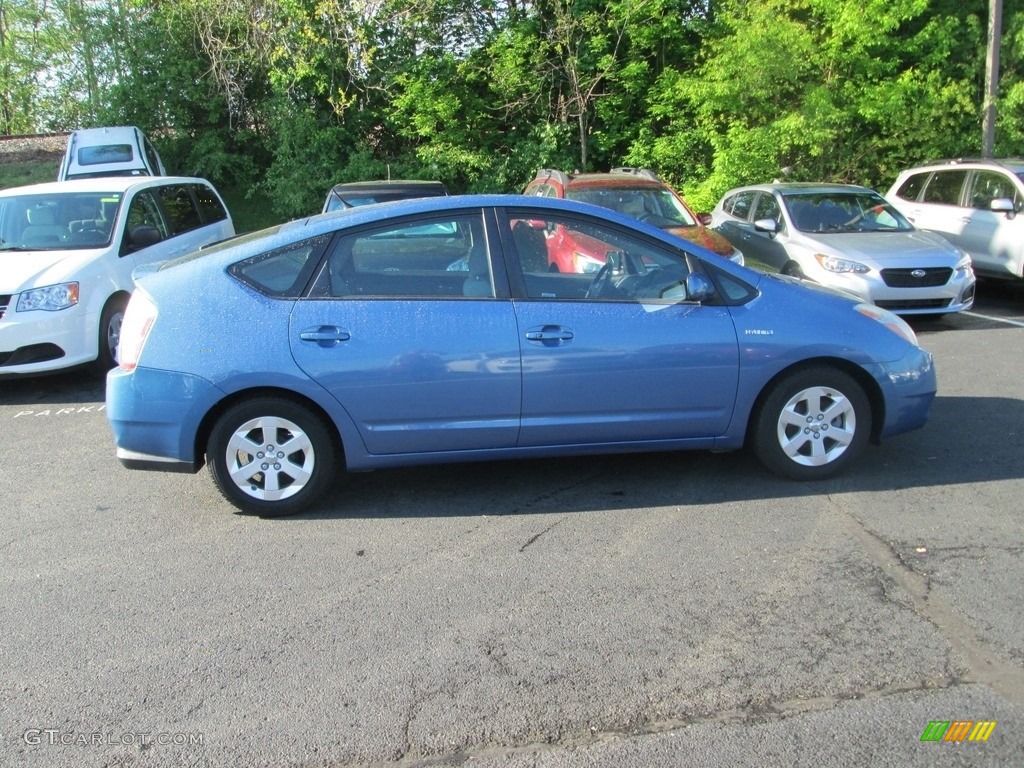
left=574, top=252, right=604, bottom=274
left=17, top=282, right=79, bottom=312
left=955, top=253, right=973, bottom=272
left=855, top=303, right=918, bottom=346
left=815, top=254, right=870, bottom=274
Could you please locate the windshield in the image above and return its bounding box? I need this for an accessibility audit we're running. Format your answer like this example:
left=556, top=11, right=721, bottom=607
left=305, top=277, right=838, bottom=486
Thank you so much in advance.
left=0, top=191, right=122, bottom=251
left=782, top=191, right=912, bottom=234
left=566, top=186, right=699, bottom=228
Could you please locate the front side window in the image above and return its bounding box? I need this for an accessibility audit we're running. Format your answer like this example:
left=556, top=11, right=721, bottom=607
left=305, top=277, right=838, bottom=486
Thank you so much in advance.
left=506, top=211, right=693, bottom=304
left=316, top=213, right=490, bottom=298
left=124, top=191, right=167, bottom=238
left=753, top=193, right=781, bottom=224
left=968, top=171, right=1021, bottom=211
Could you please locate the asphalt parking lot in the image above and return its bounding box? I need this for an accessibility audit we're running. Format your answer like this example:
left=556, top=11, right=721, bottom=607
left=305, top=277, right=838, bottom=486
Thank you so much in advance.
left=2, top=279, right=1022, bottom=768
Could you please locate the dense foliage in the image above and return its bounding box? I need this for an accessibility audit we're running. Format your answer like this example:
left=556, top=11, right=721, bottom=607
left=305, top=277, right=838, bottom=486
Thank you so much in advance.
left=1, top=0, right=1021, bottom=218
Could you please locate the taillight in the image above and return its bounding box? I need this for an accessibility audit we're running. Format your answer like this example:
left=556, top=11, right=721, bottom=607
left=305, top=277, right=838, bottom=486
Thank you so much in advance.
left=118, top=290, right=157, bottom=372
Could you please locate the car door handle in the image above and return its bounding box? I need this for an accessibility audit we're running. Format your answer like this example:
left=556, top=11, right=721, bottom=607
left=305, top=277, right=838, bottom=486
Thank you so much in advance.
left=525, top=325, right=574, bottom=343
left=300, top=326, right=351, bottom=347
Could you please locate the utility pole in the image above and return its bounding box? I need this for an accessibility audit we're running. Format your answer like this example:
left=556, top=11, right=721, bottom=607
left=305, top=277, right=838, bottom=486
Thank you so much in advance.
left=982, top=0, right=1003, bottom=157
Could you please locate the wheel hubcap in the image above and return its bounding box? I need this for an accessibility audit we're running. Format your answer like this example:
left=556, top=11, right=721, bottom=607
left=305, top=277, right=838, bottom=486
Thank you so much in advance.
left=225, top=416, right=315, bottom=501
left=776, top=385, right=856, bottom=467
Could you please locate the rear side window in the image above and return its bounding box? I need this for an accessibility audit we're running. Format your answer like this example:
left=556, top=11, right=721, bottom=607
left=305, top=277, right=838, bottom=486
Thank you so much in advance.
left=725, top=192, right=755, bottom=220
left=192, top=184, right=229, bottom=224
left=922, top=170, right=968, bottom=206
left=192, top=185, right=229, bottom=224
left=78, top=145, right=133, bottom=166
left=157, top=185, right=203, bottom=235
left=230, top=235, right=330, bottom=297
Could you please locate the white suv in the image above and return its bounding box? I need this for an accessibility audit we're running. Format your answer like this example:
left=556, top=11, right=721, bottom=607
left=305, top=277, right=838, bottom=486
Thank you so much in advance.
left=886, top=158, right=1024, bottom=281
left=0, top=176, right=234, bottom=376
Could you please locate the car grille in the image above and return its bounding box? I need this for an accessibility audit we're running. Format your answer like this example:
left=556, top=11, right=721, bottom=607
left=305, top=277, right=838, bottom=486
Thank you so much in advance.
left=0, top=294, right=10, bottom=320
left=880, top=267, right=953, bottom=287
left=876, top=298, right=952, bottom=310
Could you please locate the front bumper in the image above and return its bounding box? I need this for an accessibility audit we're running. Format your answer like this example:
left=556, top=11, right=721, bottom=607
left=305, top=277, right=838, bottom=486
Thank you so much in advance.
left=873, top=345, right=937, bottom=438
left=815, top=268, right=976, bottom=316
left=0, top=304, right=100, bottom=374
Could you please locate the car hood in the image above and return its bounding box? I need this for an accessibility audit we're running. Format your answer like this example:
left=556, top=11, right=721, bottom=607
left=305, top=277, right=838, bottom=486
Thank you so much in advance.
left=0, top=248, right=101, bottom=292
left=666, top=225, right=735, bottom=257
left=803, top=230, right=962, bottom=266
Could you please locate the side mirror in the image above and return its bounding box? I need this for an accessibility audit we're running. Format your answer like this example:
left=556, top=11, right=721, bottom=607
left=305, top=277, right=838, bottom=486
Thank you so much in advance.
left=990, top=197, right=1016, bottom=218
left=697, top=212, right=713, bottom=226
left=685, top=273, right=715, bottom=302
left=753, top=218, right=778, bottom=237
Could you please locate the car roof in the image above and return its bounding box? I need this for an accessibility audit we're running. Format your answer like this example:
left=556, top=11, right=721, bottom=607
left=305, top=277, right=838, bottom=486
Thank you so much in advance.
left=0, top=176, right=213, bottom=196
left=903, top=158, right=1024, bottom=175
left=725, top=182, right=876, bottom=195
left=534, top=168, right=667, bottom=190
left=328, top=180, right=447, bottom=194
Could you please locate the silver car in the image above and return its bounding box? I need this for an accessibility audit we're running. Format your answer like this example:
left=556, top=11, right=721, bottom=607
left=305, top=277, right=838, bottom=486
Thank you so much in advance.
left=709, top=183, right=976, bottom=315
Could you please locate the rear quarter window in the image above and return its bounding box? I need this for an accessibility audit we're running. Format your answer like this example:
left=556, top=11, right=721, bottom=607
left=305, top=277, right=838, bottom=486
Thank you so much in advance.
left=229, top=235, right=330, bottom=297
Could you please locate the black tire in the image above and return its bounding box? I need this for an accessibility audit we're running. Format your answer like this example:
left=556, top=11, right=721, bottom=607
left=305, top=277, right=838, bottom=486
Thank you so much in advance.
left=752, top=367, right=871, bottom=481
left=207, top=397, right=337, bottom=516
left=95, top=295, right=128, bottom=372
left=781, top=261, right=806, bottom=279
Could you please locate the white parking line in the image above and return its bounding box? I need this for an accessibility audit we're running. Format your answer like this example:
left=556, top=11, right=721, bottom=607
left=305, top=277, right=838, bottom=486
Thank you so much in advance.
left=963, top=311, right=1024, bottom=328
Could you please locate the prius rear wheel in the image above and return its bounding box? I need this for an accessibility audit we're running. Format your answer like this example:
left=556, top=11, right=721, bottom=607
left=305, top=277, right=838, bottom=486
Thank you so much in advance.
left=207, top=397, right=336, bottom=516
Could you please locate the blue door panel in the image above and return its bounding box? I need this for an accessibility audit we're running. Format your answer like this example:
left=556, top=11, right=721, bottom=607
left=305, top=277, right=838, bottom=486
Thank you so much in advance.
left=513, top=301, right=739, bottom=446
left=289, top=299, right=522, bottom=454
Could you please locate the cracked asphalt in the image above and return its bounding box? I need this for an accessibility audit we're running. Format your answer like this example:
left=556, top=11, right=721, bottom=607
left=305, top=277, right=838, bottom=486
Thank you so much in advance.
left=2, top=282, right=1022, bottom=767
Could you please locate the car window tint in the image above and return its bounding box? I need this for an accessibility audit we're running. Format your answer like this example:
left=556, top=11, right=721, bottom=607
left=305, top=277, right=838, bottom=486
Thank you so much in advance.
left=727, top=192, right=755, bottom=220
left=968, top=171, right=1020, bottom=211
left=752, top=193, right=781, bottom=223
left=158, top=185, right=203, bottom=235
left=123, top=191, right=167, bottom=242
left=193, top=184, right=229, bottom=224
left=922, top=170, right=968, bottom=206
left=229, top=234, right=330, bottom=297
left=506, top=211, right=693, bottom=304
left=894, top=172, right=928, bottom=202
left=320, top=213, right=490, bottom=298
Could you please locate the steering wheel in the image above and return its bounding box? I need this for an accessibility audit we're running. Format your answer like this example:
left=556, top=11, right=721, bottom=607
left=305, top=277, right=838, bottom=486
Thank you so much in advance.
left=585, top=250, right=645, bottom=299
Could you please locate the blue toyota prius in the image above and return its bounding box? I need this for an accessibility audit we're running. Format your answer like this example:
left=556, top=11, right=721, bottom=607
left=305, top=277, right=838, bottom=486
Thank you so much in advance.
left=106, top=195, right=936, bottom=516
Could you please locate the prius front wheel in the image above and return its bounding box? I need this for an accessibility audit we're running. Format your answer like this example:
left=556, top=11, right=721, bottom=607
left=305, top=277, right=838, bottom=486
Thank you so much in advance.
left=207, top=397, right=336, bottom=516
left=752, top=367, right=871, bottom=481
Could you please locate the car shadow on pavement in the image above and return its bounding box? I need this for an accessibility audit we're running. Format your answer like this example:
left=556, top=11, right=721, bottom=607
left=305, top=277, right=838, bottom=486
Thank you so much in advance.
left=281, top=394, right=1023, bottom=520
left=0, top=367, right=107, bottom=405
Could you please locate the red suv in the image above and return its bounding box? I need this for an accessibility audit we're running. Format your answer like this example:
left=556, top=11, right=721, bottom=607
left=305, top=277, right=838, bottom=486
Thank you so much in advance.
left=524, top=167, right=744, bottom=273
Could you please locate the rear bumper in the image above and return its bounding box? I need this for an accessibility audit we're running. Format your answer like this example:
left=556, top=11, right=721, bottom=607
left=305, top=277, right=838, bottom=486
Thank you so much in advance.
left=106, top=365, right=225, bottom=470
